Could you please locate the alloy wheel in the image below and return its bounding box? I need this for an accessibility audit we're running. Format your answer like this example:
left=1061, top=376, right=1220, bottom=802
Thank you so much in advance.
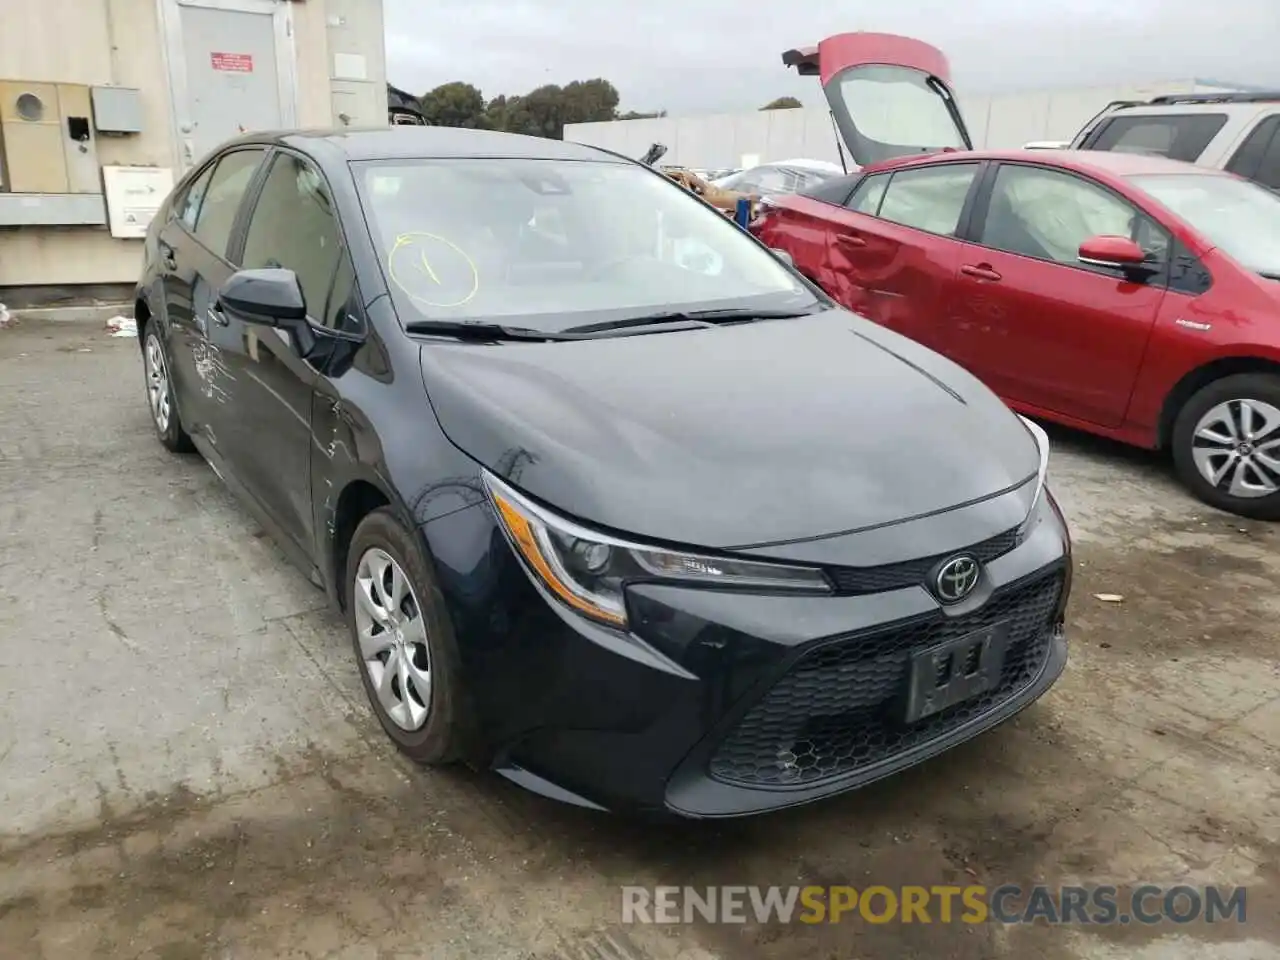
left=145, top=333, right=171, bottom=434
left=353, top=547, right=433, bottom=731
left=1190, top=398, right=1280, bottom=499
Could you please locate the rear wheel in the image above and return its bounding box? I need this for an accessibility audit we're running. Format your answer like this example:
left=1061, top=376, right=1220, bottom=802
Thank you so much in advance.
left=143, top=327, right=194, bottom=453
left=1171, top=373, right=1280, bottom=520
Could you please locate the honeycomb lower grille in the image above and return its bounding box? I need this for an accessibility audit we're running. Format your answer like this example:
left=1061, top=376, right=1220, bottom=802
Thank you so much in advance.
left=825, top=527, right=1020, bottom=595
left=707, top=569, right=1063, bottom=788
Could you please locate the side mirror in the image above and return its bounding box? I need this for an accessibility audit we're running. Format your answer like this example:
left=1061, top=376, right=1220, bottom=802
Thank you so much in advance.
left=1077, top=235, right=1148, bottom=270
left=218, top=268, right=307, bottom=325
left=770, top=248, right=794, bottom=267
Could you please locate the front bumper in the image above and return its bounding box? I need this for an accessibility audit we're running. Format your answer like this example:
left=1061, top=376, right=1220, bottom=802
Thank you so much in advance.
left=423, top=490, right=1072, bottom=818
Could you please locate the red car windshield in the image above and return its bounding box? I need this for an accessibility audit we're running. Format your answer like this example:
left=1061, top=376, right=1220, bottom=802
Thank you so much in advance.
left=1132, top=173, right=1280, bottom=279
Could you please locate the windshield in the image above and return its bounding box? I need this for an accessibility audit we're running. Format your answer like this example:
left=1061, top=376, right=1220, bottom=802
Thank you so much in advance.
left=354, top=158, right=816, bottom=333
left=1130, top=173, right=1280, bottom=277
left=828, top=65, right=968, bottom=166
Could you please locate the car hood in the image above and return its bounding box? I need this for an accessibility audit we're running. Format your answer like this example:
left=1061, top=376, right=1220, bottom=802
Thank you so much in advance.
left=417, top=309, right=1039, bottom=550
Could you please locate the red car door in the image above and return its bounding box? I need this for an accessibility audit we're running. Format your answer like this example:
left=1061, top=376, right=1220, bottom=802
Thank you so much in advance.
left=756, top=161, right=982, bottom=353
left=946, top=161, right=1168, bottom=428
left=836, top=161, right=981, bottom=350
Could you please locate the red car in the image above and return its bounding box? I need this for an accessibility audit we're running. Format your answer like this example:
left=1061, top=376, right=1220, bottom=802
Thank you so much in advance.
left=753, top=33, right=1280, bottom=519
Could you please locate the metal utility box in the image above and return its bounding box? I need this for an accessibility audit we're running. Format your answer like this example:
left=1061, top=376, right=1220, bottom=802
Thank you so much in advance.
left=0, top=79, right=102, bottom=194
left=91, top=86, right=145, bottom=134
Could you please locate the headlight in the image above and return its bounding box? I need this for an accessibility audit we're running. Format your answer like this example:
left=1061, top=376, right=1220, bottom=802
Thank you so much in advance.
left=482, top=471, right=832, bottom=629
left=1017, top=414, right=1052, bottom=539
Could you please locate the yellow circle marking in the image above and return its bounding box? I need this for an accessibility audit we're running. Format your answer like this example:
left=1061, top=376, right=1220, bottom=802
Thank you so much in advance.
left=387, top=232, right=479, bottom=308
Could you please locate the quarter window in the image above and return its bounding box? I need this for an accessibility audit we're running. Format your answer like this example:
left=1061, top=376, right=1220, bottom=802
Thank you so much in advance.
left=876, top=164, right=979, bottom=236
left=1225, top=116, right=1280, bottom=190
left=978, top=165, right=1166, bottom=268
left=241, top=153, right=349, bottom=328
left=193, top=149, right=266, bottom=258
left=1082, top=114, right=1227, bottom=163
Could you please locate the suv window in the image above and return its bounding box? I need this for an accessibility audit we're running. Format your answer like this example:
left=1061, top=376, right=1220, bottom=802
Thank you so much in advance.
left=193, top=149, right=266, bottom=257
left=876, top=164, right=978, bottom=235
left=845, top=172, right=889, bottom=214
left=1082, top=113, right=1227, bottom=162
left=241, top=152, right=351, bottom=328
left=1225, top=116, right=1280, bottom=190
left=978, top=164, right=1166, bottom=268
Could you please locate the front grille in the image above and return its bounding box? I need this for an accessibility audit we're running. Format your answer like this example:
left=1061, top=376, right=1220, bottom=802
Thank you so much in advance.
left=826, top=527, right=1020, bottom=595
left=707, top=569, right=1063, bottom=788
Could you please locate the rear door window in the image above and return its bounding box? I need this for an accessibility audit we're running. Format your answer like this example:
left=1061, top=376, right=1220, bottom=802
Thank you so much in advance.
left=844, top=172, right=890, bottom=214
left=1225, top=115, right=1280, bottom=190
left=193, top=148, right=267, bottom=258
left=1081, top=113, right=1227, bottom=162
left=875, top=163, right=980, bottom=236
left=176, top=163, right=216, bottom=230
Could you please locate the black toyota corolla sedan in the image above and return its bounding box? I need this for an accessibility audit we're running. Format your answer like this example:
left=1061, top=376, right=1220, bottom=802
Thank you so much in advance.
left=134, top=126, right=1071, bottom=818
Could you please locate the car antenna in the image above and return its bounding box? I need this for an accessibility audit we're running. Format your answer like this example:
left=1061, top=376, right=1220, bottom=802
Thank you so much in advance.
left=828, top=110, right=848, bottom=174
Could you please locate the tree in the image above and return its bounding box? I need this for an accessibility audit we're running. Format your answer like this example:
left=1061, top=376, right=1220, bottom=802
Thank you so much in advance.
left=482, top=93, right=512, bottom=131
left=499, top=79, right=622, bottom=139
left=761, top=96, right=802, bottom=110
left=420, top=77, right=626, bottom=139
left=618, top=109, right=667, bottom=120
left=560, top=79, right=621, bottom=127
left=418, top=81, right=487, bottom=128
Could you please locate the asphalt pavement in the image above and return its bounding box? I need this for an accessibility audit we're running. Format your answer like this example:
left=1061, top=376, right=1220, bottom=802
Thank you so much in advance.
left=1, top=319, right=1276, bottom=960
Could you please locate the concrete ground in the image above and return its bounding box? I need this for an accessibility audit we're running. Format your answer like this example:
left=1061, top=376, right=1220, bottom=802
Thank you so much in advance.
left=0, top=319, right=1276, bottom=960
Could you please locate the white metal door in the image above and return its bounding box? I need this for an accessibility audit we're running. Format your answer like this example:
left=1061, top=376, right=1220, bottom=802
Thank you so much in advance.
left=161, top=0, right=297, bottom=170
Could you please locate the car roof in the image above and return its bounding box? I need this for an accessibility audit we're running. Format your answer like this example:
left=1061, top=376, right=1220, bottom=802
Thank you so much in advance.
left=216, top=126, right=625, bottom=163
left=860, top=148, right=1226, bottom=179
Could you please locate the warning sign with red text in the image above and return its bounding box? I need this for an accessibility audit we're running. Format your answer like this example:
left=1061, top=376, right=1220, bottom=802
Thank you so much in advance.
left=211, top=52, right=254, bottom=73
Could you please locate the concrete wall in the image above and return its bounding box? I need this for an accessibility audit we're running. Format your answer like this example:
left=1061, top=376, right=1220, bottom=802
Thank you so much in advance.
left=566, top=79, right=1239, bottom=170
left=0, top=0, right=386, bottom=290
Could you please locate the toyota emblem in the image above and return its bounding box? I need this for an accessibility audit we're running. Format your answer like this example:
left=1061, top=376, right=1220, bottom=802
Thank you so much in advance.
left=935, top=555, right=981, bottom=603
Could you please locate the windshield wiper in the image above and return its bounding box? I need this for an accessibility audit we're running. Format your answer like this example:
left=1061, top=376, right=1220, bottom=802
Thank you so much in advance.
left=403, top=320, right=573, bottom=342
left=563, top=306, right=822, bottom=335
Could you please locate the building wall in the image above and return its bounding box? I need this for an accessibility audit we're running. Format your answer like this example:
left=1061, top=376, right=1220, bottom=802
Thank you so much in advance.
left=565, top=79, right=1240, bottom=170
left=0, top=0, right=386, bottom=291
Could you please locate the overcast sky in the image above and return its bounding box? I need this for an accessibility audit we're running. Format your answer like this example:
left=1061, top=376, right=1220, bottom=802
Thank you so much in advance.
left=384, top=0, right=1279, bottom=114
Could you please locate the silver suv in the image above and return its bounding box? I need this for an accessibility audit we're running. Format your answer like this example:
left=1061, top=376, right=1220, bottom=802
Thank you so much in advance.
left=1033, top=92, right=1280, bottom=191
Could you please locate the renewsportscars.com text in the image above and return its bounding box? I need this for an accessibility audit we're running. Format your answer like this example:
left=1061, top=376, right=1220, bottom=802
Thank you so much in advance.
left=621, top=884, right=1248, bottom=926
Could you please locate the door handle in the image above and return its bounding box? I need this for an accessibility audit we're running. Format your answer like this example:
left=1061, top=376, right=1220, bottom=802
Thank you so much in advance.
left=210, top=301, right=229, bottom=327
left=960, top=264, right=1002, bottom=281
left=158, top=241, right=178, bottom=270
left=836, top=233, right=867, bottom=247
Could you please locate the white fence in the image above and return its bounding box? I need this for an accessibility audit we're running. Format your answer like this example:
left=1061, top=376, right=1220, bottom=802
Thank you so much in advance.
left=565, top=79, right=1239, bottom=169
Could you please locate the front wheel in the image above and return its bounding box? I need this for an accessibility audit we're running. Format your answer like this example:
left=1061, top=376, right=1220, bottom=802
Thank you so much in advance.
left=1171, top=373, right=1280, bottom=520
left=143, top=327, right=194, bottom=453
left=345, top=507, right=470, bottom=763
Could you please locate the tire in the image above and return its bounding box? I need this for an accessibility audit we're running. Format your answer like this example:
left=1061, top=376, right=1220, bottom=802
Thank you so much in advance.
left=344, top=507, right=470, bottom=764
left=1171, top=372, right=1280, bottom=520
left=142, top=325, right=195, bottom=453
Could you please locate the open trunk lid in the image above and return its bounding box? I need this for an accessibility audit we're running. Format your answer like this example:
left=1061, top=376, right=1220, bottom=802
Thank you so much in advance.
left=782, top=32, right=972, bottom=167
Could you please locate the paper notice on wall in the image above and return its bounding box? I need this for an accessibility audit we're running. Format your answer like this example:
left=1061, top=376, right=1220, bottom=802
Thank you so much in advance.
left=102, top=166, right=175, bottom=239
left=211, top=52, right=254, bottom=73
